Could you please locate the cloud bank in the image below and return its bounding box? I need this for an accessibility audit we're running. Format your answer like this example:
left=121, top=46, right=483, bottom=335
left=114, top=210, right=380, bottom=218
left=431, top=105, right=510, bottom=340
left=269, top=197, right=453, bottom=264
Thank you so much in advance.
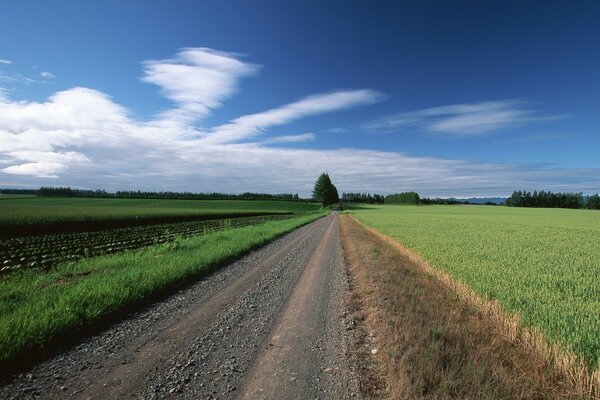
left=0, top=48, right=598, bottom=197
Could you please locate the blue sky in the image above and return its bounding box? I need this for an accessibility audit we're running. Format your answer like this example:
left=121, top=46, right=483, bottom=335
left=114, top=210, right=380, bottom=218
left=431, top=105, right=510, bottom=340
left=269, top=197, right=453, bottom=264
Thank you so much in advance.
left=0, top=0, right=598, bottom=197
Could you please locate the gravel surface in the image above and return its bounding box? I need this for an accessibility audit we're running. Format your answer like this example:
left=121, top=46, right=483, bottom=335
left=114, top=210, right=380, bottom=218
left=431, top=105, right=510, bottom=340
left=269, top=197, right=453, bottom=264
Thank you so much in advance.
left=1, top=214, right=361, bottom=400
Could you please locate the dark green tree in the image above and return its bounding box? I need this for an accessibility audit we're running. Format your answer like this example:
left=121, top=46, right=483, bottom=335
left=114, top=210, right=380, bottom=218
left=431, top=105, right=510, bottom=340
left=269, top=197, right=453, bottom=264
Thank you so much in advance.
left=587, top=194, right=600, bottom=210
left=312, top=173, right=340, bottom=206
left=384, top=191, right=420, bottom=205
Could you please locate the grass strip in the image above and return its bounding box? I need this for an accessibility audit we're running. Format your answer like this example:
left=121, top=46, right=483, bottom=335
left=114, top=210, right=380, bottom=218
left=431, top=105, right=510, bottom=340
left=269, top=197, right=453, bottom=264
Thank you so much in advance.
left=0, top=212, right=324, bottom=365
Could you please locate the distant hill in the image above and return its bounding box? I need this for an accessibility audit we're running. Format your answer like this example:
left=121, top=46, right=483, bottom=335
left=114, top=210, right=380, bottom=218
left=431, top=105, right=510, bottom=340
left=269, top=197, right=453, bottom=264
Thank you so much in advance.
left=461, top=197, right=507, bottom=205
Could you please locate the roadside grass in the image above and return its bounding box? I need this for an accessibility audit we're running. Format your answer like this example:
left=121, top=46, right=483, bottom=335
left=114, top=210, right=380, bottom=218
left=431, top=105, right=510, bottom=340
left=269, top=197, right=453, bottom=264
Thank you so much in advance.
left=340, top=215, right=583, bottom=399
left=0, top=213, right=324, bottom=367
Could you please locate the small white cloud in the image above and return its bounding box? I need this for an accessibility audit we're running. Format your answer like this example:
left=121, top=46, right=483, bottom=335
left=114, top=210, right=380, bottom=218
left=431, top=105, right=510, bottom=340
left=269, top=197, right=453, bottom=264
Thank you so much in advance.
left=0, top=59, right=11, bottom=65
left=363, top=101, right=554, bottom=136
left=40, top=71, right=56, bottom=79
left=262, top=133, right=316, bottom=144
left=326, top=127, right=348, bottom=134
left=141, top=47, right=260, bottom=123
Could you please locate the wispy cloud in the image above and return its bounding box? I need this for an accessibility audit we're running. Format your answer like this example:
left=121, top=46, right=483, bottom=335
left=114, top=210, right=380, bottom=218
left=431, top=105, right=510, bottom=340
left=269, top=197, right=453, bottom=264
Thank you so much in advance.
left=202, top=89, right=384, bottom=144
left=0, top=48, right=597, bottom=197
left=363, top=100, right=558, bottom=136
left=261, top=133, right=316, bottom=144
left=498, top=133, right=573, bottom=144
left=40, top=71, right=56, bottom=79
left=141, top=47, right=259, bottom=124
left=326, top=127, right=348, bottom=134
left=0, top=62, right=56, bottom=86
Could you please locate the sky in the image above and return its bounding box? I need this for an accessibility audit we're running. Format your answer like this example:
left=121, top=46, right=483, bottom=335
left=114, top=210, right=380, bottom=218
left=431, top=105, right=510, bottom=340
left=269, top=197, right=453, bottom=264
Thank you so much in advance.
left=0, top=0, right=599, bottom=198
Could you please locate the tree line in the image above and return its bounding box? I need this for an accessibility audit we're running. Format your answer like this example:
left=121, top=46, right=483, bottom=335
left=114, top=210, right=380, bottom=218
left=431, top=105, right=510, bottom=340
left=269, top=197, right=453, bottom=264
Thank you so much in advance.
left=385, top=191, right=421, bottom=205
left=113, top=191, right=304, bottom=201
left=341, top=192, right=384, bottom=204
left=18, top=187, right=308, bottom=202
left=505, top=190, right=600, bottom=210
left=5, top=186, right=600, bottom=210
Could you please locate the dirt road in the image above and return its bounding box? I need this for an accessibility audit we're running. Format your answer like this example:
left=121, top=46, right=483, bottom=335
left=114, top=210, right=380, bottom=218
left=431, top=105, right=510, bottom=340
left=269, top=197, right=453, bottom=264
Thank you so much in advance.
left=1, top=214, right=361, bottom=399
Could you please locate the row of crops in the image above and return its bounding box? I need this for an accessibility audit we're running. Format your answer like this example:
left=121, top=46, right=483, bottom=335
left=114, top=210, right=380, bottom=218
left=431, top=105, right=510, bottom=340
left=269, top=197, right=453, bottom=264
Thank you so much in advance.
left=0, top=215, right=293, bottom=274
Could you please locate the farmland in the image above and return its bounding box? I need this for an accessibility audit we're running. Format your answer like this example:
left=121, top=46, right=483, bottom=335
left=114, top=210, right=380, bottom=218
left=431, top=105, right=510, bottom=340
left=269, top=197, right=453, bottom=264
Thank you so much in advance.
left=0, top=197, right=321, bottom=235
left=0, top=208, right=325, bottom=365
left=0, top=215, right=293, bottom=273
left=352, top=205, right=600, bottom=371
left=0, top=197, right=322, bottom=273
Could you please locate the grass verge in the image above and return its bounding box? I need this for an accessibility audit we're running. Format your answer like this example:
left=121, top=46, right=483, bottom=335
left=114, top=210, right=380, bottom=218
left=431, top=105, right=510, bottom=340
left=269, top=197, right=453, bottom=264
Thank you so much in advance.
left=0, top=212, right=324, bottom=373
left=340, top=215, right=594, bottom=399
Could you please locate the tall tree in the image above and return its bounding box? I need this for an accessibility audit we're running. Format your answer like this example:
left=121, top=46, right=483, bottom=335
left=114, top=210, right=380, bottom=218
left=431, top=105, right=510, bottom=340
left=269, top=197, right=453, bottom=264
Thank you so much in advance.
left=312, top=173, right=339, bottom=206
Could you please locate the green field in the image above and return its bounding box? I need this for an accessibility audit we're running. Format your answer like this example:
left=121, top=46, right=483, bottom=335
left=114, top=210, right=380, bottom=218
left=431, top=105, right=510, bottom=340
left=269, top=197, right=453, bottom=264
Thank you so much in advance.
left=352, top=205, right=600, bottom=370
left=0, top=212, right=324, bottom=364
left=0, top=197, right=322, bottom=227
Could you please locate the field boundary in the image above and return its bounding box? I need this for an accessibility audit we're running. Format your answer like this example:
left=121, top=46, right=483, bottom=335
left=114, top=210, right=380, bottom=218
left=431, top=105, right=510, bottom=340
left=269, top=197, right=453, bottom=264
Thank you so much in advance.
left=349, top=214, right=599, bottom=399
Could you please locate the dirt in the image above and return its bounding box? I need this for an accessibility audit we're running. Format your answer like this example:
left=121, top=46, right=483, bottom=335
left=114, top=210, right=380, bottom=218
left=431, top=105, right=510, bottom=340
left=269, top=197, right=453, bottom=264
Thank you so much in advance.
left=0, top=214, right=361, bottom=399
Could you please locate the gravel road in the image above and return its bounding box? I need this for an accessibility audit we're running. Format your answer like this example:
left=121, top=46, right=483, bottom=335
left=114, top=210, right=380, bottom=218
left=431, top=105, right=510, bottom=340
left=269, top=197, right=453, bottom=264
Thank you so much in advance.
left=1, top=214, right=361, bottom=399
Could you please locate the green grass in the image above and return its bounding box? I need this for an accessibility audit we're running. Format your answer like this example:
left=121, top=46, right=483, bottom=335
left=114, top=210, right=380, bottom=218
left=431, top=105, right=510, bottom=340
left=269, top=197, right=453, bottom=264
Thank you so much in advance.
left=0, top=194, right=36, bottom=200
left=352, top=205, right=600, bottom=370
left=0, top=197, right=322, bottom=227
left=0, top=212, right=324, bottom=363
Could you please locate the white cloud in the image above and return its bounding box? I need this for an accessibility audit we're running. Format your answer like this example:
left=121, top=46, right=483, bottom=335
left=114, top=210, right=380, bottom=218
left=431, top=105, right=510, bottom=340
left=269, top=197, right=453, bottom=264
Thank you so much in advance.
left=326, top=127, right=348, bottom=134
left=0, top=48, right=597, bottom=197
left=364, top=101, right=555, bottom=136
left=0, top=59, right=11, bottom=65
left=202, top=90, right=384, bottom=144
left=40, top=71, right=56, bottom=79
left=141, top=47, right=259, bottom=123
left=261, top=133, right=316, bottom=144
left=1, top=151, right=89, bottom=178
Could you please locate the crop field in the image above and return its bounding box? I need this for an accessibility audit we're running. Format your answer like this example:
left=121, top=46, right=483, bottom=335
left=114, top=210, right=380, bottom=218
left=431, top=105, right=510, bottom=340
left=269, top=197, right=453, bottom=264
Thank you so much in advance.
left=0, top=197, right=321, bottom=273
left=352, top=205, right=600, bottom=371
left=0, top=197, right=321, bottom=232
left=0, top=212, right=324, bottom=364
left=0, top=215, right=293, bottom=273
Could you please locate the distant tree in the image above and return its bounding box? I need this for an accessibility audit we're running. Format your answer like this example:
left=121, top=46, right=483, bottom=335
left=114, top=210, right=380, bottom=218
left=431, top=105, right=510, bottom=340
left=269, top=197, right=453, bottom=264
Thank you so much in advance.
left=505, top=190, right=587, bottom=209
left=340, top=192, right=384, bottom=204
left=312, top=173, right=339, bottom=206
left=39, top=186, right=75, bottom=197
left=587, top=194, right=600, bottom=210
left=385, top=191, right=420, bottom=205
